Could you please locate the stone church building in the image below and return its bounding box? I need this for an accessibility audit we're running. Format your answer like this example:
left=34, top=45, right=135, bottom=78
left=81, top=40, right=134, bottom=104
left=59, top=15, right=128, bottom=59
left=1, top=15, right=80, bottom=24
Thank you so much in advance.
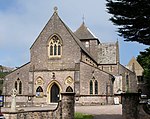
left=3, top=8, right=138, bottom=106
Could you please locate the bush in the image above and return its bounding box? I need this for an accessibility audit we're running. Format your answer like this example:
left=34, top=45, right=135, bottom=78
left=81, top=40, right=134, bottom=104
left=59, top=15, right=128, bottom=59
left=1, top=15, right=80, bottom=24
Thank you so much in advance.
left=75, top=112, right=93, bottom=119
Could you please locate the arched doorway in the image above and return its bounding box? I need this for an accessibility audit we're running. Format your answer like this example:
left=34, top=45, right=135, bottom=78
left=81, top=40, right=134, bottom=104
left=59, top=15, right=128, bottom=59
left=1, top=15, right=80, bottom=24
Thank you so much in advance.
left=50, top=83, right=60, bottom=103
left=47, top=80, right=62, bottom=104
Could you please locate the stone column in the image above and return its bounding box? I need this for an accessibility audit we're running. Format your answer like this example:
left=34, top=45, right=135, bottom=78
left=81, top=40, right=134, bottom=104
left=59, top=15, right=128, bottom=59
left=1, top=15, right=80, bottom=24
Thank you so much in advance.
left=121, top=93, right=140, bottom=119
left=61, top=92, right=75, bottom=119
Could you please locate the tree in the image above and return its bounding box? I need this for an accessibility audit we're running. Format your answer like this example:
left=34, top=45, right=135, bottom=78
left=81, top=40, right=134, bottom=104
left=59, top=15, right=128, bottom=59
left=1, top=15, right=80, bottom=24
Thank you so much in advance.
left=137, top=48, right=150, bottom=85
left=0, top=65, right=3, bottom=72
left=106, top=0, right=150, bottom=45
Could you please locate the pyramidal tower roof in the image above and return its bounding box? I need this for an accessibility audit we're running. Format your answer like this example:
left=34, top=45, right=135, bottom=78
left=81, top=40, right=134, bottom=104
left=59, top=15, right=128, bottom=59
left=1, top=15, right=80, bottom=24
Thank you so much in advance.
left=74, top=22, right=97, bottom=40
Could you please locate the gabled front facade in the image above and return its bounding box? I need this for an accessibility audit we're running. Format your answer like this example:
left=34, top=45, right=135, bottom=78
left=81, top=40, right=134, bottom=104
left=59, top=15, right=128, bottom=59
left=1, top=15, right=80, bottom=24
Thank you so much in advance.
left=3, top=8, right=137, bottom=106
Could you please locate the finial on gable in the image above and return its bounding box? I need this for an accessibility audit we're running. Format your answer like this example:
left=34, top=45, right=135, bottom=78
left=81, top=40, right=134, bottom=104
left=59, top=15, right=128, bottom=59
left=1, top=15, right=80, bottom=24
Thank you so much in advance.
left=82, top=14, right=85, bottom=24
left=54, top=6, right=58, bottom=13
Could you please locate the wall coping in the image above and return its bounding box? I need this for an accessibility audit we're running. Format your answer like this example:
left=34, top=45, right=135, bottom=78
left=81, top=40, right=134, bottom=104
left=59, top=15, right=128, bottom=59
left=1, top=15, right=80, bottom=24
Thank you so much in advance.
left=61, top=93, right=75, bottom=96
left=3, top=101, right=60, bottom=114
left=115, top=93, right=140, bottom=97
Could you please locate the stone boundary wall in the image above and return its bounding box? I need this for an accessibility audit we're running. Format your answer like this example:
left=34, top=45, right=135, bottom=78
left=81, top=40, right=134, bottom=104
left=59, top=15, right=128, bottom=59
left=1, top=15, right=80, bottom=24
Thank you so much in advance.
left=3, top=93, right=75, bottom=119
left=4, top=108, right=60, bottom=119
left=121, top=93, right=150, bottom=119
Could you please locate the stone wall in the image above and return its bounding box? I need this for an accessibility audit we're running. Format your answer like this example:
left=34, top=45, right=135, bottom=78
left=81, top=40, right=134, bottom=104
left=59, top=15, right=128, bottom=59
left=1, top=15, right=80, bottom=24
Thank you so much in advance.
left=3, top=92, right=75, bottom=119
left=61, top=93, right=75, bottom=119
left=122, top=93, right=140, bottom=119
left=3, top=63, right=30, bottom=96
left=121, top=93, right=150, bottom=119
left=118, top=64, right=137, bottom=93
left=80, top=62, right=113, bottom=95
left=98, top=42, right=118, bottom=64
left=30, top=12, right=81, bottom=71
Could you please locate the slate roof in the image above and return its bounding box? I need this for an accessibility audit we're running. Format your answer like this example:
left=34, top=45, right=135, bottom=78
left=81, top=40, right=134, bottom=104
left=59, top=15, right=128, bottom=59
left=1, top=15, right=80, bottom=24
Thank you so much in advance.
left=74, top=22, right=97, bottom=40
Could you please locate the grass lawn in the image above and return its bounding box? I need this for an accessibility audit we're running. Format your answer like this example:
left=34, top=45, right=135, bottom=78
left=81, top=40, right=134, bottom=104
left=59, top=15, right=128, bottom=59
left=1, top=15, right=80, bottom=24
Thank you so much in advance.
left=75, top=112, right=93, bottom=119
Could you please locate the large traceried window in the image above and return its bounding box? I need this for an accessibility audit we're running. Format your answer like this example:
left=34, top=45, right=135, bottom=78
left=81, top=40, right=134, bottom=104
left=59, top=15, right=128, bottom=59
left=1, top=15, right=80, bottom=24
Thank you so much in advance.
left=48, top=35, right=62, bottom=58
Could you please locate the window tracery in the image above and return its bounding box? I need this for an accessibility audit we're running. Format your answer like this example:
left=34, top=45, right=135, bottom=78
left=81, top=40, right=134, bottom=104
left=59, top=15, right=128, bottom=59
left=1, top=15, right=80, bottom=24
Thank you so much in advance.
left=48, top=35, right=62, bottom=58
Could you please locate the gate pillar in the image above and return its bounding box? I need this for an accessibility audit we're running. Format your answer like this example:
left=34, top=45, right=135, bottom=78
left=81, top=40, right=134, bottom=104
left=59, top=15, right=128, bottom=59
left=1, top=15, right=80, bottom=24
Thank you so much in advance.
left=121, top=93, right=140, bottom=119
left=61, top=92, right=75, bottom=119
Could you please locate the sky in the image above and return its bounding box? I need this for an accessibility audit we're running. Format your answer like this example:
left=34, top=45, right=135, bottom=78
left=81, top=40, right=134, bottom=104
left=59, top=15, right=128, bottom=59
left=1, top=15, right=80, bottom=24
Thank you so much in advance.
left=0, top=0, right=148, bottom=67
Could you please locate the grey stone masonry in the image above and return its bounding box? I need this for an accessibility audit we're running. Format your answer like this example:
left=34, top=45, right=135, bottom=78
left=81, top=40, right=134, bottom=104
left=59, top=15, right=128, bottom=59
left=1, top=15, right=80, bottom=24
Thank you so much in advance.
left=121, top=93, right=140, bottom=119
left=121, top=93, right=150, bottom=119
left=3, top=93, right=75, bottom=119
left=61, top=93, right=75, bottom=119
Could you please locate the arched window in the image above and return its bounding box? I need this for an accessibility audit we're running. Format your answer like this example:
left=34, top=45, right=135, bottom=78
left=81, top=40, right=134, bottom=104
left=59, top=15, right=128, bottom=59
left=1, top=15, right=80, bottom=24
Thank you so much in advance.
left=14, top=79, right=22, bottom=95
left=90, top=80, right=93, bottom=94
left=19, top=81, right=22, bottom=94
left=36, top=86, right=43, bottom=97
left=126, top=74, right=129, bottom=92
left=95, top=80, right=98, bottom=94
left=15, top=81, right=17, bottom=90
left=49, top=35, right=62, bottom=57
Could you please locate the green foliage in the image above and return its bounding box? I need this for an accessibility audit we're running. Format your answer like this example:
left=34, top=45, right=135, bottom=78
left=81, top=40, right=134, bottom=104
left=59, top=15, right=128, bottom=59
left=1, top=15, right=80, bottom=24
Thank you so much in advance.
left=0, top=80, right=3, bottom=95
left=106, top=0, right=150, bottom=45
left=0, top=71, right=8, bottom=95
left=0, top=72, right=9, bottom=78
left=137, top=47, right=150, bottom=85
left=75, top=112, right=93, bottom=119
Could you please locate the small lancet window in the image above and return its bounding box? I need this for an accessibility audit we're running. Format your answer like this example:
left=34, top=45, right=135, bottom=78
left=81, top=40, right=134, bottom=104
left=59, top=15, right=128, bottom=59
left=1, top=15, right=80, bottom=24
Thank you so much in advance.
left=15, top=81, right=17, bottom=90
left=90, top=80, right=93, bottom=94
left=49, top=35, right=62, bottom=57
left=19, top=81, right=22, bottom=94
left=95, top=80, right=98, bottom=94
left=85, top=41, right=89, bottom=48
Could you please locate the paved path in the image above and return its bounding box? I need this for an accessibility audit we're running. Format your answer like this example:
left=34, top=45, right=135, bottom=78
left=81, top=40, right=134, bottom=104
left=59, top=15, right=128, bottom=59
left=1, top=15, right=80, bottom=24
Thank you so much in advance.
left=75, top=105, right=123, bottom=119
